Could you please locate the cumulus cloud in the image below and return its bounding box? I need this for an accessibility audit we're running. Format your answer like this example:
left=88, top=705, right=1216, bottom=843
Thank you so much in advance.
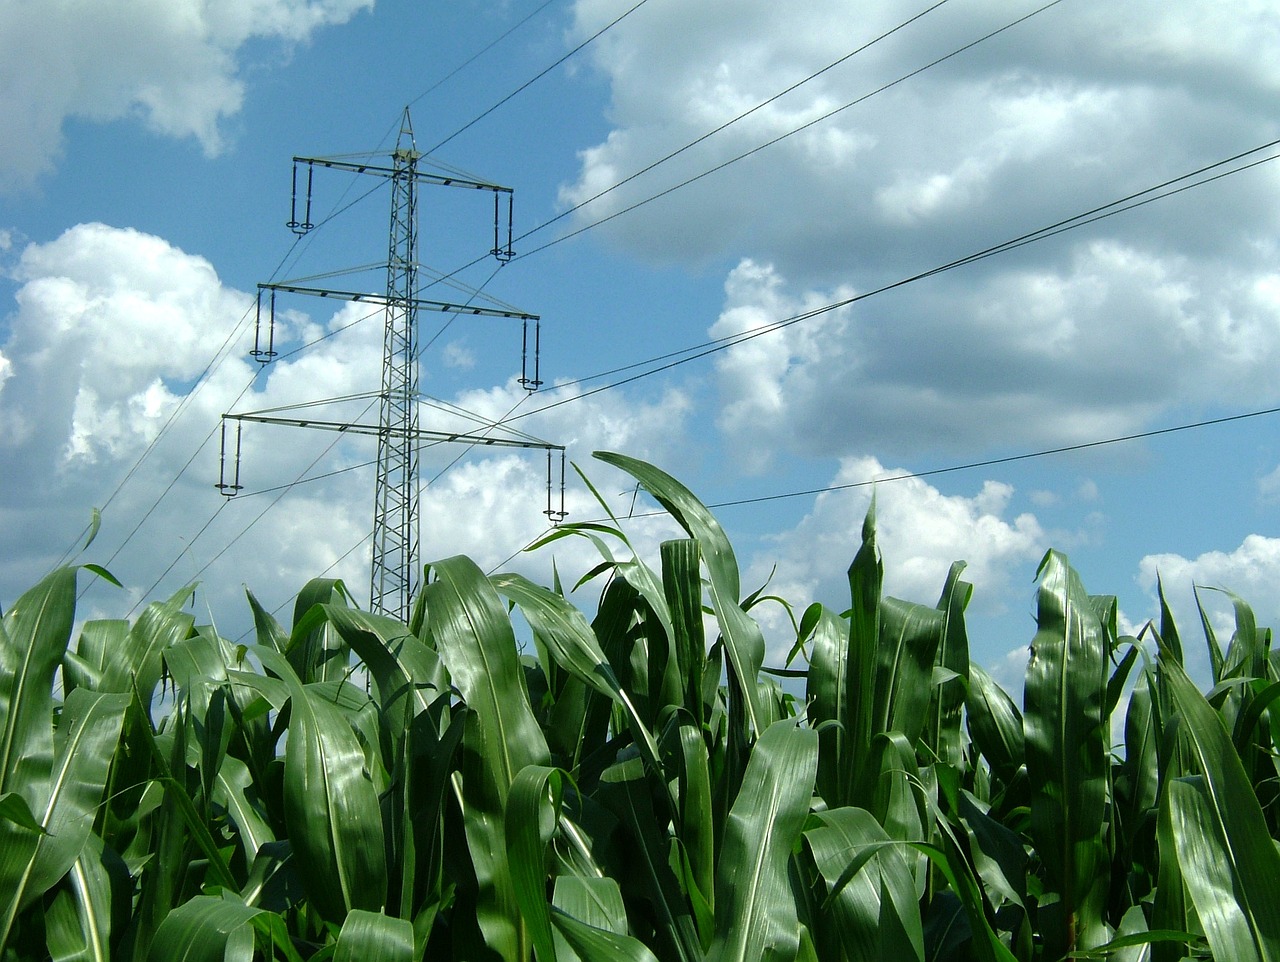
left=1138, top=535, right=1280, bottom=648
left=566, top=0, right=1280, bottom=461
left=743, top=454, right=1047, bottom=660
left=705, top=251, right=1280, bottom=463
left=0, top=223, right=692, bottom=629
left=0, top=0, right=373, bottom=191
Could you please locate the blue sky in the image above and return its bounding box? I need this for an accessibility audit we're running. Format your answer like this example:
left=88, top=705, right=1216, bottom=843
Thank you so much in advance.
left=3, top=0, right=1280, bottom=688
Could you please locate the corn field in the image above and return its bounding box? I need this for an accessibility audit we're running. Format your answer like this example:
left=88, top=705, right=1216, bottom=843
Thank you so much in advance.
left=2, top=451, right=1279, bottom=961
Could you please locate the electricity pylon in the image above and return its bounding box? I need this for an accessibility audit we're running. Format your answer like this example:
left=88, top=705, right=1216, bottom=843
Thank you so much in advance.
left=218, top=108, right=565, bottom=622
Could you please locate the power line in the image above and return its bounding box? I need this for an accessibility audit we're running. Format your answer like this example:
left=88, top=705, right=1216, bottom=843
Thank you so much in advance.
left=407, top=0, right=559, bottom=112
left=700, top=405, right=1280, bottom=512
left=516, top=0, right=1069, bottom=257
left=499, top=138, right=1280, bottom=422
left=426, top=0, right=654, bottom=155
left=516, top=0, right=953, bottom=245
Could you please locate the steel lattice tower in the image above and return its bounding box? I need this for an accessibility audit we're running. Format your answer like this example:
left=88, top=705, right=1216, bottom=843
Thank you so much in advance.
left=371, top=115, right=423, bottom=620
left=218, top=106, right=567, bottom=622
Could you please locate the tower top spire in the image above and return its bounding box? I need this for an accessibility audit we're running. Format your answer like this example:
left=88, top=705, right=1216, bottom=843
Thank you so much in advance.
left=395, top=107, right=418, bottom=163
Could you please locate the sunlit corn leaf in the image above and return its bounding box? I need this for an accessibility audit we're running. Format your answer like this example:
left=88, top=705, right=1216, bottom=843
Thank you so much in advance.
left=551, top=909, right=661, bottom=962
left=662, top=539, right=708, bottom=727
left=21, top=689, right=131, bottom=909
left=673, top=721, right=715, bottom=941
left=803, top=806, right=924, bottom=962
left=43, top=834, right=121, bottom=962
left=594, top=451, right=767, bottom=737
left=145, top=894, right=263, bottom=962
left=1163, top=777, right=1260, bottom=962
left=212, top=754, right=275, bottom=863
left=491, top=571, right=663, bottom=778
left=311, top=604, right=446, bottom=725
left=65, top=620, right=128, bottom=695
left=108, top=584, right=197, bottom=703
left=1156, top=649, right=1280, bottom=962
left=287, top=578, right=353, bottom=684
left=506, top=765, right=566, bottom=962
left=1023, top=550, right=1109, bottom=955
left=926, top=562, right=972, bottom=770
left=254, top=645, right=387, bottom=921
left=965, top=664, right=1024, bottom=783
left=332, top=909, right=415, bottom=962
left=875, top=597, right=946, bottom=749
left=427, top=555, right=551, bottom=959
left=805, top=603, right=852, bottom=806
left=0, top=567, right=77, bottom=801
left=1193, top=585, right=1226, bottom=686
left=551, top=875, right=636, bottom=962
left=706, top=719, right=818, bottom=962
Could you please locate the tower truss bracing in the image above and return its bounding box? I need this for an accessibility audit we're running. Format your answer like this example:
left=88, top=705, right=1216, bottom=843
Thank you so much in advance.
left=371, top=119, right=423, bottom=620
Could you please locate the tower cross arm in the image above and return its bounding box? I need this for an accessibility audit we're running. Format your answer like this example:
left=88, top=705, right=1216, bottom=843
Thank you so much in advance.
left=293, top=155, right=513, bottom=193
left=223, top=412, right=563, bottom=452
left=259, top=283, right=538, bottom=321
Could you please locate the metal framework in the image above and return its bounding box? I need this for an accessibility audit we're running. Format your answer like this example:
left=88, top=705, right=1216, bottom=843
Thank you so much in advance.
left=219, top=108, right=564, bottom=623
left=370, top=117, right=422, bottom=620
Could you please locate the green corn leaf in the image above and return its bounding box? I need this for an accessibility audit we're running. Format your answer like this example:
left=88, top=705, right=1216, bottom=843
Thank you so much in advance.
left=106, top=585, right=196, bottom=700
left=0, top=792, right=44, bottom=834
left=803, top=806, right=924, bottom=962
left=598, top=757, right=701, bottom=962
left=254, top=646, right=387, bottom=921
left=551, top=875, right=628, bottom=935
left=1162, top=777, right=1260, bottom=962
left=44, top=834, right=117, bottom=962
left=332, top=909, right=416, bottom=962
left=287, top=579, right=353, bottom=684
left=65, top=620, right=128, bottom=694
left=594, top=451, right=766, bottom=736
left=806, top=603, right=851, bottom=806
left=23, top=688, right=131, bottom=907
left=845, top=501, right=883, bottom=806
left=491, top=571, right=663, bottom=778
left=506, top=765, right=565, bottom=962
left=707, top=719, right=818, bottom=962
left=1023, top=550, right=1108, bottom=955
left=0, top=567, right=77, bottom=800
left=965, top=664, right=1024, bottom=781
left=875, top=597, right=945, bottom=748
left=926, top=563, right=972, bottom=769
left=428, top=555, right=550, bottom=959
left=212, top=755, right=274, bottom=863
left=674, top=721, right=715, bottom=938
left=1156, top=649, right=1280, bottom=961
left=1121, top=666, right=1160, bottom=824
left=145, top=895, right=263, bottom=962
left=550, top=909, right=661, bottom=962
left=662, top=539, right=708, bottom=727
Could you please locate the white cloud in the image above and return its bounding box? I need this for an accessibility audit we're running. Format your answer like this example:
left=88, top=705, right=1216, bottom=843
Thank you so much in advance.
left=1138, top=536, right=1280, bottom=646
left=744, top=455, right=1047, bottom=660
left=0, top=0, right=373, bottom=191
left=0, top=223, right=693, bottom=631
left=705, top=250, right=1280, bottom=462
left=565, top=0, right=1280, bottom=461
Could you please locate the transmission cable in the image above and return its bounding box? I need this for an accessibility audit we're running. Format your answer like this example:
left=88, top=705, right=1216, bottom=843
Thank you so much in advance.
left=426, top=0, right=654, bottom=155
left=519, top=0, right=1068, bottom=258
left=497, top=139, right=1280, bottom=423
left=517, top=0, right=953, bottom=244
left=406, top=0, right=559, bottom=113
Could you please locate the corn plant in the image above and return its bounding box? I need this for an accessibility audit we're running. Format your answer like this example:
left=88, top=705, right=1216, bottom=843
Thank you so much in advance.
left=1, top=451, right=1278, bottom=961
